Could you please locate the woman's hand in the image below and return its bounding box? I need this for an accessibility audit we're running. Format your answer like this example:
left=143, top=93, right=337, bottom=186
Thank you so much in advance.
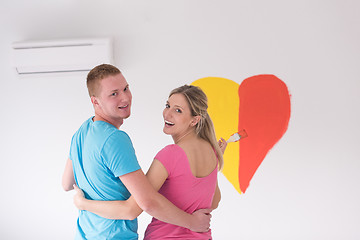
left=218, top=138, right=227, bottom=154
left=73, top=184, right=86, bottom=210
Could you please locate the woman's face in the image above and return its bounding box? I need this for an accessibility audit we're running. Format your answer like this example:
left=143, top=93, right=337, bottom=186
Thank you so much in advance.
left=162, top=93, right=197, bottom=139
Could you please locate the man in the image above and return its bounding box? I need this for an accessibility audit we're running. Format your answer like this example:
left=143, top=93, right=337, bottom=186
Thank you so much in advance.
left=62, top=64, right=211, bottom=239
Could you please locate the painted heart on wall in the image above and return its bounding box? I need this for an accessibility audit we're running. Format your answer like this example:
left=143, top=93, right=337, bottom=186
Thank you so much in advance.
left=192, top=75, right=291, bottom=194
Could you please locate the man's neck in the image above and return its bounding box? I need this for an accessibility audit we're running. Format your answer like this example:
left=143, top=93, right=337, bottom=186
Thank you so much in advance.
left=93, top=114, right=123, bottom=129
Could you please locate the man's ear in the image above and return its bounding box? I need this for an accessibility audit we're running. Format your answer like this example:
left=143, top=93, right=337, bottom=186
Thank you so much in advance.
left=191, top=116, right=201, bottom=126
left=91, top=96, right=98, bottom=106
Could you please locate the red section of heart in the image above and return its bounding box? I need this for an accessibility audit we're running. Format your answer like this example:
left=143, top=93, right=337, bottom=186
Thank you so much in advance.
left=238, top=75, right=291, bottom=193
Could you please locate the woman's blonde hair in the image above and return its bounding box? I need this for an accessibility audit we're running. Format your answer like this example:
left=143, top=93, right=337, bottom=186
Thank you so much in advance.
left=169, top=85, right=224, bottom=170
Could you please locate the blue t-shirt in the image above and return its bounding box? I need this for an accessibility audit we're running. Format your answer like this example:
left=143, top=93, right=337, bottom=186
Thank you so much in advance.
left=69, top=117, right=141, bottom=240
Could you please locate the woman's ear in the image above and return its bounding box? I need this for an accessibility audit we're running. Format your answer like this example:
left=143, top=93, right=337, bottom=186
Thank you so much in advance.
left=191, top=116, right=201, bottom=126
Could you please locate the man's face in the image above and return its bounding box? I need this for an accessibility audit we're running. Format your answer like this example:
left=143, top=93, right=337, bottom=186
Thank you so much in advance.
left=93, top=73, right=132, bottom=126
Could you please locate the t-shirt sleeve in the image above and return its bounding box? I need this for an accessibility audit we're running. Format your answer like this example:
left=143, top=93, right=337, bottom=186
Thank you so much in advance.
left=68, top=132, right=75, bottom=160
left=102, top=131, right=141, bottom=177
left=68, top=129, right=80, bottom=161
left=154, top=145, right=181, bottom=176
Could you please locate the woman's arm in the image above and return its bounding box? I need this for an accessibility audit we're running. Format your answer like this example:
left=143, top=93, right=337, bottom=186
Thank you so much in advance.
left=62, top=158, right=75, bottom=191
left=73, top=186, right=141, bottom=220
left=218, top=138, right=227, bottom=154
left=211, top=181, right=221, bottom=210
left=145, top=159, right=168, bottom=191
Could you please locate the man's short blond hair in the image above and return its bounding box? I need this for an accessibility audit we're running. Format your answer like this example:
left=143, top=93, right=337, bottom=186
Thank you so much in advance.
left=87, top=64, right=121, bottom=97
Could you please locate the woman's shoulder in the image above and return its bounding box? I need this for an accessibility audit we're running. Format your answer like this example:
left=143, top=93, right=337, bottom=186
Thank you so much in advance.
left=178, top=138, right=212, bottom=152
left=155, top=144, right=187, bottom=169
left=155, top=144, right=188, bottom=161
left=159, top=144, right=184, bottom=154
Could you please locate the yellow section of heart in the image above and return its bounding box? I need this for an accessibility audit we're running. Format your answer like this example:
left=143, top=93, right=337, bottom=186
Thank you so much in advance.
left=191, top=77, right=241, bottom=193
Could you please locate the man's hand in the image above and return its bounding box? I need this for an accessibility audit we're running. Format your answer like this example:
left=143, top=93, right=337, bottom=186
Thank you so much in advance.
left=73, top=184, right=86, bottom=210
left=189, top=208, right=212, bottom=232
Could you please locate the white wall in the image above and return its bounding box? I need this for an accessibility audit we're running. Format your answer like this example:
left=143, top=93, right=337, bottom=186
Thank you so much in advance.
left=1, top=0, right=359, bottom=239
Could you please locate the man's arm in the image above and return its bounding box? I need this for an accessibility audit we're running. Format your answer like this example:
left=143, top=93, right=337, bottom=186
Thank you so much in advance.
left=62, top=158, right=75, bottom=191
left=73, top=159, right=169, bottom=220
left=73, top=159, right=211, bottom=231
left=120, top=168, right=211, bottom=232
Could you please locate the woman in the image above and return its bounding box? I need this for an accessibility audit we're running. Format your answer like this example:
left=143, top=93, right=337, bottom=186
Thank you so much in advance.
left=74, top=85, right=227, bottom=239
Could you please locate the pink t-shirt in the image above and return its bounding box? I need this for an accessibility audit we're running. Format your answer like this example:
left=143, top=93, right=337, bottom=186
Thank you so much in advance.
left=144, top=144, right=218, bottom=240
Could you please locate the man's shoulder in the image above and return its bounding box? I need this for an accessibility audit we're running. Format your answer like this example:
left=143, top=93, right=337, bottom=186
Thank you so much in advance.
left=71, top=117, right=93, bottom=139
left=74, top=117, right=93, bottom=133
left=73, top=118, right=129, bottom=144
left=105, top=129, right=132, bottom=147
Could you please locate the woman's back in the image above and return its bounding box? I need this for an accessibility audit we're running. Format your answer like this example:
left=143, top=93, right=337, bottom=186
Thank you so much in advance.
left=179, top=137, right=218, bottom=178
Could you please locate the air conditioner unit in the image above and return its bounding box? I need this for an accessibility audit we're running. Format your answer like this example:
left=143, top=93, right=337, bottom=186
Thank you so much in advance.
left=11, top=38, right=114, bottom=75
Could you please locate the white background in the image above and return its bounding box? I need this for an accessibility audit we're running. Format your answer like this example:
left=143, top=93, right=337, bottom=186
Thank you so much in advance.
left=0, top=1, right=359, bottom=239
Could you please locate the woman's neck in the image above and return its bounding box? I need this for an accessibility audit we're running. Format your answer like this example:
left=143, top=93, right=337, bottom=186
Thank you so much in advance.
left=173, top=129, right=197, bottom=145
